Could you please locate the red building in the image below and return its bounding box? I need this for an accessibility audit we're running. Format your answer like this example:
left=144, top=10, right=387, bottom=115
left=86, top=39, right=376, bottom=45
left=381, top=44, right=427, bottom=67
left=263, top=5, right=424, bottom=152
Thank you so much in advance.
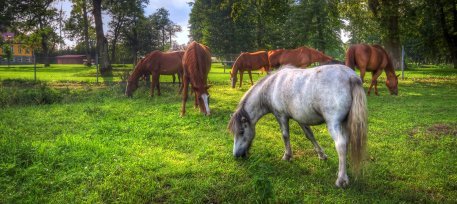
left=55, top=55, right=86, bottom=64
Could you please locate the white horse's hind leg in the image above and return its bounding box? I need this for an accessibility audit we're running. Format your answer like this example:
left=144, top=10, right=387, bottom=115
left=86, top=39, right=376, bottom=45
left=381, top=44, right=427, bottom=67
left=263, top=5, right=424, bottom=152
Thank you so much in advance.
left=299, top=123, right=328, bottom=160
left=276, top=116, right=292, bottom=161
left=327, top=122, right=349, bottom=188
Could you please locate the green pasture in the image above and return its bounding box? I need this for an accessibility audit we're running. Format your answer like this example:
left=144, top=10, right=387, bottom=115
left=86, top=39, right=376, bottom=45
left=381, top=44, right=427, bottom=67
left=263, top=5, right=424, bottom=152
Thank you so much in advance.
left=1, top=63, right=456, bottom=203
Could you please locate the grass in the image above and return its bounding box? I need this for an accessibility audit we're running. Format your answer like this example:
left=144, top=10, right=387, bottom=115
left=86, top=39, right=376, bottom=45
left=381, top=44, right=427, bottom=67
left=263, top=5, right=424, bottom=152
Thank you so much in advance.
left=1, top=63, right=457, bottom=203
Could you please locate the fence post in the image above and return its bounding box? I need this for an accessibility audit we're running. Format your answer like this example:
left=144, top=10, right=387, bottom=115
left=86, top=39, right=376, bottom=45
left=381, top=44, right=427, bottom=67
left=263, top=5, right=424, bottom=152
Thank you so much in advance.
left=401, top=45, right=405, bottom=80
left=33, top=51, right=37, bottom=81
left=95, top=53, right=99, bottom=83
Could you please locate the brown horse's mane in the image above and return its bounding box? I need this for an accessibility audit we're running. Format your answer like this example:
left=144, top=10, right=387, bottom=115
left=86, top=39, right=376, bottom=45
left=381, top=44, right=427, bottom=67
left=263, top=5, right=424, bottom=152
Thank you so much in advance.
left=372, top=44, right=396, bottom=76
left=183, top=42, right=210, bottom=88
left=128, top=51, right=161, bottom=82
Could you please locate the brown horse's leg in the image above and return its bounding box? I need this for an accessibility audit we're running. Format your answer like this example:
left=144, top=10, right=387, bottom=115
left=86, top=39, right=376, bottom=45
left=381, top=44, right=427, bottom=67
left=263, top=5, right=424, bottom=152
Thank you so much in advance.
left=248, top=70, right=253, bottom=86
left=172, top=74, right=176, bottom=84
left=371, top=69, right=383, bottom=96
left=239, top=71, right=244, bottom=88
left=359, top=67, right=366, bottom=83
left=178, top=70, right=183, bottom=94
left=181, top=77, right=189, bottom=116
left=150, top=72, right=155, bottom=97
left=156, top=75, right=161, bottom=96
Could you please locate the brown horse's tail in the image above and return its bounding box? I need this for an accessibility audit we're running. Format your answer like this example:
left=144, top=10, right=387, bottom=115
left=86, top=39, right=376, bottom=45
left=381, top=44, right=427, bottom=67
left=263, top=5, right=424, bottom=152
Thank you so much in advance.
left=345, top=46, right=356, bottom=70
left=347, top=75, right=368, bottom=175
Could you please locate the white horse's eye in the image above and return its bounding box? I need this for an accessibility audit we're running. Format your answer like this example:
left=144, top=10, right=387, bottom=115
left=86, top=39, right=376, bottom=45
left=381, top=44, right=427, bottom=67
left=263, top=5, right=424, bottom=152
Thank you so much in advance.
left=239, top=129, right=244, bottom=135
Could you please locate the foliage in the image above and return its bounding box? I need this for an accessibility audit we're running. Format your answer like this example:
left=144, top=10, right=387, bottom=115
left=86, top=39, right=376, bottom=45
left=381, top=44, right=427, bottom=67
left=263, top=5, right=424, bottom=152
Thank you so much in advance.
left=0, top=63, right=457, bottom=202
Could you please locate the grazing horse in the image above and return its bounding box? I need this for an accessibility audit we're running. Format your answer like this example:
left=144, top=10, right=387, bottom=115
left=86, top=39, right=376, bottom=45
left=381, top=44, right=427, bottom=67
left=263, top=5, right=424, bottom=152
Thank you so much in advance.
left=269, top=46, right=333, bottom=69
left=345, top=44, right=399, bottom=95
left=181, top=41, right=212, bottom=116
left=228, top=64, right=368, bottom=188
left=268, top=48, right=286, bottom=69
left=230, top=51, right=269, bottom=88
left=125, top=50, right=184, bottom=97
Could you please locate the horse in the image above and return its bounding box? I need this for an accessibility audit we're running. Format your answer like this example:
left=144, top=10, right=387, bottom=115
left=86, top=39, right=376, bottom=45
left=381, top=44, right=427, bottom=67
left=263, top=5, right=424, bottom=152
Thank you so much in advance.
left=269, top=46, right=333, bottom=69
left=230, top=51, right=270, bottom=88
left=181, top=41, right=212, bottom=116
left=125, top=50, right=184, bottom=97
left=228, top=64, right=368, bottom=188
left=345, top=44, right=399, bottom=95
left=267, top=48, right=286, bottom=69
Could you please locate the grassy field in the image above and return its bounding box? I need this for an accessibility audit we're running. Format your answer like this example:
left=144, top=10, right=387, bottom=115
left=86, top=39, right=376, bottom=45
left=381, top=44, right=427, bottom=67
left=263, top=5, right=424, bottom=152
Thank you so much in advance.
left=1, top=63, right=456, bottom=203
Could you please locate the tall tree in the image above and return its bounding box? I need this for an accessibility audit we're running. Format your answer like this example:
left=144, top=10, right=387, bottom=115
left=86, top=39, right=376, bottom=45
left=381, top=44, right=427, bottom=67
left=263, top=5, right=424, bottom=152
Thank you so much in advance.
left=91, top=0, right=111, bottom=74
left=16, top=0, right=61, bottom=67
left=435, top=0, right=457, bottom=68
left=368, top=0, right=402, bottom=69
left=65, top=0, right=94, bottom=66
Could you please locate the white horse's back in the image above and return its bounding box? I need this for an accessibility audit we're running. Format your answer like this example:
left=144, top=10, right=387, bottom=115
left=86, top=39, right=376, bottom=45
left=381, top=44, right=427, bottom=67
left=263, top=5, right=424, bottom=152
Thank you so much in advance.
left=257, top=65, right=359, bottom=125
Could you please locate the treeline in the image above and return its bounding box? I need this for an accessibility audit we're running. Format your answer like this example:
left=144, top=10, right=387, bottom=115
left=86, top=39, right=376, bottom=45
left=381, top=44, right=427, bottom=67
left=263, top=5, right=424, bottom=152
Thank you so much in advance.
left=189, top=0, right=457, bottom=69
left=1, top=0, right=182, bottom=74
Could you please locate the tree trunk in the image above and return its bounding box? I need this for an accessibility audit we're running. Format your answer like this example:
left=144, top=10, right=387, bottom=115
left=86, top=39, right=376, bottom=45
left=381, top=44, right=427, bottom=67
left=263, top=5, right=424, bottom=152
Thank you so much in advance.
left=110, top=19, right=124, bottom=63
left=383, top=10, right=401, bottom=69
left=92, top=0, right=112, bottom=74
left=437, top=0, right=457, bottom=69
left=82, top=0, right=91, bottom=66
left=370, top=0, right=402, bottom=69
left=39, top=20, right=50, bottom=67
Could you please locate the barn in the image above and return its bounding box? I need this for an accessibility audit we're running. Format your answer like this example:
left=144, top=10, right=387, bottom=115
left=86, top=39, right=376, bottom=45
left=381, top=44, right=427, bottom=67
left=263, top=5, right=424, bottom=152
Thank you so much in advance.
left=55, top=55, right=86, bottom=64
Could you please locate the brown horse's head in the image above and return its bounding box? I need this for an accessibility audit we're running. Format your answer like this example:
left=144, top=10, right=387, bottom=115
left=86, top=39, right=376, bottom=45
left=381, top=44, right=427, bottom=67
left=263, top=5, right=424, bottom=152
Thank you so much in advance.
left=386, top=74, right=399, bottom=95
left=230, top=71, right=237, bottom=88
left=125, top=80, right=139, bottom=97
left=231, top=54, right=244, bottom=88
left=313, top=51, right=333, bottom=65
left=193, top=85, right=211, bottom=115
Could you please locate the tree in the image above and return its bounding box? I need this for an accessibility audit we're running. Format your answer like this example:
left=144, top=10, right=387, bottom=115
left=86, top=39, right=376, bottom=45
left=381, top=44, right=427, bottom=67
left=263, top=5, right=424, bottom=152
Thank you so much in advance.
left=91, top=0, right=111, bottom=74
left=2, top=44, right=13, bottom=67
left=65, top=0, right=94, bottom=66
left=435, top=0, right=457, bottom=68
left=14, top=0, right=61, bottom=67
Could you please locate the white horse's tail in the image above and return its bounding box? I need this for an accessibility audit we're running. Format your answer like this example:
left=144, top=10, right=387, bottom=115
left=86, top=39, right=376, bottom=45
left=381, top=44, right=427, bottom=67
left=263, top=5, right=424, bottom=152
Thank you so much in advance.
left=347, top=76, right=368, bottom=175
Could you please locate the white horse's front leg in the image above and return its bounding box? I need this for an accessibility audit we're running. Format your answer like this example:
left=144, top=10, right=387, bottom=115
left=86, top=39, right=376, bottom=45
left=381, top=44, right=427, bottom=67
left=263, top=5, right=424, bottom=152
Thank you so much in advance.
left=328, top=123, right=349, bottom=187
left=277, top=116, right=292, bottom=161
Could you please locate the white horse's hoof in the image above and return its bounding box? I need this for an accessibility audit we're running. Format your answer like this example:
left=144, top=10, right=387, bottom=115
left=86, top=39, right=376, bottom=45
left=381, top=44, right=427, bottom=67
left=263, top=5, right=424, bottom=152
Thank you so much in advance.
left=335, top=175, right=349, bottom=188
left=318, top=153, right=328, bottom=160
left=282, top=154, right=292, bottom=161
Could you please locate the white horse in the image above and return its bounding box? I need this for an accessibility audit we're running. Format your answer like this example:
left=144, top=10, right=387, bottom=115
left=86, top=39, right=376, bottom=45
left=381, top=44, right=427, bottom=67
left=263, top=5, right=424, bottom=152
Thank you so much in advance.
left=228, top=64, right=368, bottom=187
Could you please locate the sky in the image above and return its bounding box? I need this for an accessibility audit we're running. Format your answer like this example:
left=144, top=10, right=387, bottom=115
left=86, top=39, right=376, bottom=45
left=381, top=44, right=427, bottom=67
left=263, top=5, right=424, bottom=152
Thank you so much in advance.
left=57, top=0, right=193, bottom=46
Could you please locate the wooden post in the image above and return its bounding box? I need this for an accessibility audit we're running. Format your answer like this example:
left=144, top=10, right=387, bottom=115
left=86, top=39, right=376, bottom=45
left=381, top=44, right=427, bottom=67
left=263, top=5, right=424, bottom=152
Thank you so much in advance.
left=401, top=45, right=405, bottom=80
left=33, top=51, right=37, bottom=81
left=95, top=52, right=99, bottom=83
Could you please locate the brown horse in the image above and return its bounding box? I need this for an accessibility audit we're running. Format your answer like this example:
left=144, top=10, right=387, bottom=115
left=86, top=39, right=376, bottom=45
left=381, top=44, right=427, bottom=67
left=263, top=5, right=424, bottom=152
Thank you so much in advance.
left=268, top=49, right=286, bottom=69
left=230, top=51, right=269, bottom=88
left=345, top=44, right=399, bottom=95
left=125, top=50, right=184, bottom=97
left=269, top=46, right=333, bottom=69
left=181, top=41, right=212, bottom=116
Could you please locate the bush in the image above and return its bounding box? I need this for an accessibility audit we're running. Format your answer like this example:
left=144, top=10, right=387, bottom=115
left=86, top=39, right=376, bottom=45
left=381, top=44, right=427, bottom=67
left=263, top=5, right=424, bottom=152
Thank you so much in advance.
left=0, top=80, right=64, bottom=107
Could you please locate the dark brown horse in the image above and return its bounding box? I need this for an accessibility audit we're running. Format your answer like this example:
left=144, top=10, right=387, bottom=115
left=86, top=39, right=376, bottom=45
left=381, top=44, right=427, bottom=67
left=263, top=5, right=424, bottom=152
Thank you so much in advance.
left=125, top=50, right=184, bottom=97
left=181, top=41, right=212, bottom=116
left=269, top=46, right=333, bottom=69
left=345, top=44, right=399, bottom=95
left=230, top=51, right=269, bottom=88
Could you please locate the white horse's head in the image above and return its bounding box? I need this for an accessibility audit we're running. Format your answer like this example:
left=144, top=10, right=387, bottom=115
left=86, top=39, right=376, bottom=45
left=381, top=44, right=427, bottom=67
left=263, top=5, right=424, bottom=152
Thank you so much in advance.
left=228, top=109, right=255, bottom=157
